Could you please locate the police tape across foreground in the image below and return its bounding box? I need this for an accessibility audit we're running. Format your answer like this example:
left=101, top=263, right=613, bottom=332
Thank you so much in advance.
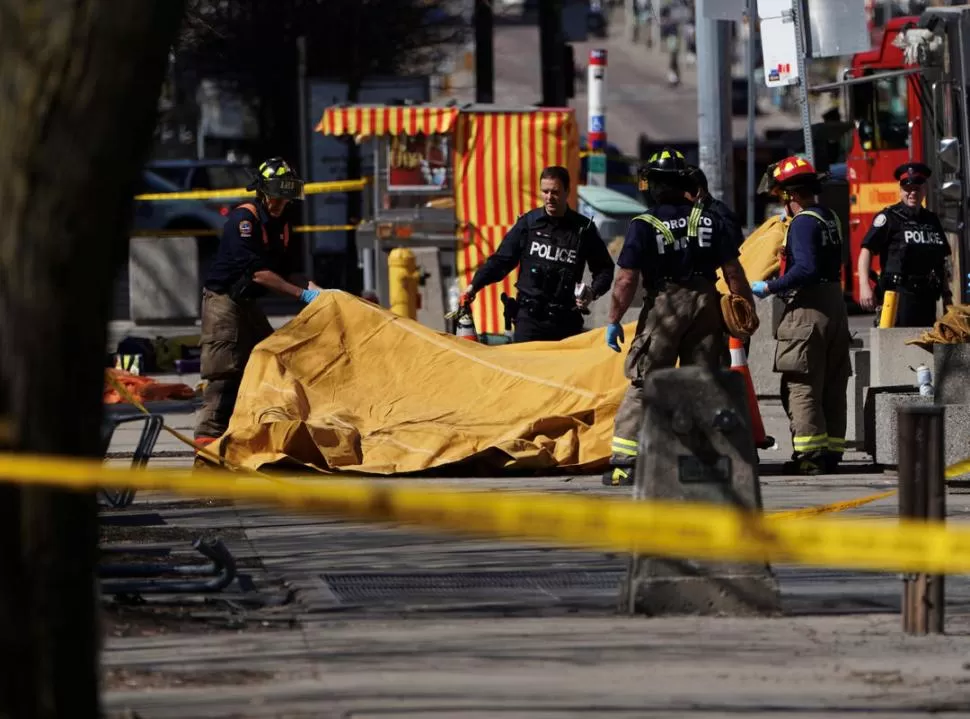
left=2, top=450, right=970, bottom=576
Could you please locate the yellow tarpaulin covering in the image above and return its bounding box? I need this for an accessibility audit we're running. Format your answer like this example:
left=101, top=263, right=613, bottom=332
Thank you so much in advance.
left=218, top=292, right=633, bottom=475
left=218, top=216, right=789, bottom=476
left=716, top=214, right=789, bottom=293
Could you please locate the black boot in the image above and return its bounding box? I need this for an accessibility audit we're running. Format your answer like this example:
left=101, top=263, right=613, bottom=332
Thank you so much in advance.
left=782, top=451, right=825, bottom=476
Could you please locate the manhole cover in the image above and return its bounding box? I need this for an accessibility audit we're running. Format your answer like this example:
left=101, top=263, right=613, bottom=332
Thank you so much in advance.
left=320, top=569, right=625, bottom=604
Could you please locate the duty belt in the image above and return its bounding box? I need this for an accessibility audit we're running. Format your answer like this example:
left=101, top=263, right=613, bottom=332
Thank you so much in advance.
left=518, top=295, right=579, bottom=321
left=882, top=272, right=941, bottom=294
left=654, top=273, right=712, bottom=289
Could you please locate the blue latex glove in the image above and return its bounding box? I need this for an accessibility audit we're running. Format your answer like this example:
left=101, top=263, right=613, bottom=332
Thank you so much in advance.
left=606, top=322, right=625, bottom=352
left=751, top=281, right=770, bottom=299
left=301, top=288, right=321, bottom=305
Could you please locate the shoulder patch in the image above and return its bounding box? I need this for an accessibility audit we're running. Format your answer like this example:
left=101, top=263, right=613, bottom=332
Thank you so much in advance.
left=872, top=213, right=887, bottom=228
left=239, top=220, right=253, bottom=237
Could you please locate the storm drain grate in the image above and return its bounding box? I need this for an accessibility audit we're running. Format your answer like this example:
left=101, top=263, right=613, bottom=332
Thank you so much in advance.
left=320, top=569, right=625, bottom=604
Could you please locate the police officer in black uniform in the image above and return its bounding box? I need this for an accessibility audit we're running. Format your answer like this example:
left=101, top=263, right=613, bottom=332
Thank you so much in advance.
left=459, top=165, right=615, bottom=342
left=857, top=162, right=952, bottom=327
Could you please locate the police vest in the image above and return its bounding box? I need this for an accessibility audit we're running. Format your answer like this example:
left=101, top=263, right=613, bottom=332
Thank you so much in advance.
left=517, top=212, right=587, bottom=304
left=633, top=204, right=721, bottom=283
left=781, top=208, right=843, bottom=282
left=880, top=205, right=947, bottom=278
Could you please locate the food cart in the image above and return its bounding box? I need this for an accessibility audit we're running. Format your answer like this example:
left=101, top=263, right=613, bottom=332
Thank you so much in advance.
left=316, top=103, right=580, bottom=336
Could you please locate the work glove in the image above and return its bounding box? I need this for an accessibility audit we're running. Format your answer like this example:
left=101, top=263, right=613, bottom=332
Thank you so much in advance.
left=459, top=289, right=476, bottom=307
left=606, top=322, right=625, bottom=352
left=301, top=288, right=321, bottom=305
left=751, top=281, right=770, bottom=299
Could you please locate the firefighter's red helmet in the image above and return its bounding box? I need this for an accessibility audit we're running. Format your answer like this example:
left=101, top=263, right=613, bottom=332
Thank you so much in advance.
left=772, top=156, right=818, bottom=187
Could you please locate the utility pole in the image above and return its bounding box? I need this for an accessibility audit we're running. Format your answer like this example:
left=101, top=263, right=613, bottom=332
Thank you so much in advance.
left=791, top=0, right=815, bottom=166
left=745, top=0, right=758, bottom=233
left=695, top=0, right=735, bottom=207
left=296, top=35, right=314, bottom=280
left=474, top=0, right=495, bottom=103
left=539, top=0, right=566, bottom=107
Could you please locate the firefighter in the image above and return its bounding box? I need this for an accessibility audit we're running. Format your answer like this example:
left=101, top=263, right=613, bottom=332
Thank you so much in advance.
left=751, top=156, right=851, bottom=475
left=194, top=157, right=321, bottom=454
left=857, top=161, right=952, bottom=326
left=459, top=165, right=615, bottom=342
left=686, top=165, right=744, bottom=250
left=603, top=148, right=754, bottom=487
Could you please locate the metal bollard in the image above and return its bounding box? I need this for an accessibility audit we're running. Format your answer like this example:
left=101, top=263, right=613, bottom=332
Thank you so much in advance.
left=898, top=405, right=946, bottom=635
left=878, top=290, right=899, bottom=328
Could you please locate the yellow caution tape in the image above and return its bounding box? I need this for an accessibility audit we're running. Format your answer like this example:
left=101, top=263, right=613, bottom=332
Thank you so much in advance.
left=946, top=457, right=970, bottom=479
left=767, top=489, right=898, bottom=520
left=130, top=224, right=359, bottom=239
left=4, top=450, right=970, bottom=575
left=133, top=178, right=369, bottom=202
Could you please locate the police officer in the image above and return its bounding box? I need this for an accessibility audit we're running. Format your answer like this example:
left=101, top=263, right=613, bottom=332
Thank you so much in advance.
left=194, top=157, right=322, bottom=453
left=750, top=156, right=850, bottom=475
left=687, top=165, right=744, bottom=250
left=858, top=161, right=952, bottom=326
left=460, top=165, right=615, bottom=342
left=603, top=148, right=754, bottom=486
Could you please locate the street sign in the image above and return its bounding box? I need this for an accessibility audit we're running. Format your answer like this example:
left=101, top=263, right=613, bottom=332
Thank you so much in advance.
left=759, top=0, right=799, bottom=88
left=805, top=0, right=870, bottom=58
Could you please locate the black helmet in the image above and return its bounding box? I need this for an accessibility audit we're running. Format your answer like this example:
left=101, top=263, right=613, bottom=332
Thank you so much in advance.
left=247, top=157, right=305, bottom=200
left=645, top=147, right=689, bottom=174
left=638, top=147, right=689, bottom=191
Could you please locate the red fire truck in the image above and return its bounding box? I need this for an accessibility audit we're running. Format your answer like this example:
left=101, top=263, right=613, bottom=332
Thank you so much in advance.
left=838, top=7, right=970, bottom=305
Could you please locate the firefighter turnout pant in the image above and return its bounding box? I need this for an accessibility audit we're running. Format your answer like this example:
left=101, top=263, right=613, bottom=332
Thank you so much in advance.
left=774, top=282, right=851, bottom=462
left=194, top=288, right=274, bottom=441
left=608, top=278, right=725, bottom=485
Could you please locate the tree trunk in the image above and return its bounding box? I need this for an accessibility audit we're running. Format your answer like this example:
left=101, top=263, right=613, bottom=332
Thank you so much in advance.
left=0, top=2, right=186, bottom=717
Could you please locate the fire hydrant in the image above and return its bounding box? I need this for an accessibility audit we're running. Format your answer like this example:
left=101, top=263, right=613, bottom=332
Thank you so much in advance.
left=388, top=247, right=420, bottom=320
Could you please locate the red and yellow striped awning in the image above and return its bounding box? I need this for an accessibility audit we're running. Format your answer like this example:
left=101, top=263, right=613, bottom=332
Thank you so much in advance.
left=316, top=106, right=459, bottom=138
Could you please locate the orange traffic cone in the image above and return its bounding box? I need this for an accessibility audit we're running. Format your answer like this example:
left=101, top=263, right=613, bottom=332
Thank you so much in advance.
left=456, top=309, right=479, bottom=342
left=728, top=336, right=774, bottom=450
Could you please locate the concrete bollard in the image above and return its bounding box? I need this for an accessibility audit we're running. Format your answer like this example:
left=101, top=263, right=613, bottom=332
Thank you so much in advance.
left=619, top=365, right=781, bottom=616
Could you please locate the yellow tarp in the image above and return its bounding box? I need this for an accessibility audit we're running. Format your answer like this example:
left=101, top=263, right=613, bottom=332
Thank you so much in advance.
left=716, top=215, right=789, bottom=293
left=219, top=215, right=789, bottom=476
left=218, top=292, right=635, bottom=475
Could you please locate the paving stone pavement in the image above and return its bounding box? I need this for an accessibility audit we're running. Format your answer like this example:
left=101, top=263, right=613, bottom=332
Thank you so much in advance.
left=98, top=390, right=970, bottom=718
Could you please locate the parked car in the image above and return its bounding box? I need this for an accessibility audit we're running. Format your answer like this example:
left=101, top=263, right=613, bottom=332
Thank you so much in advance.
left=577, top=184, right=649, bottom=243
left=132, top=159, right=253, bottom=235
left=119, top=160, right=256, bottom=321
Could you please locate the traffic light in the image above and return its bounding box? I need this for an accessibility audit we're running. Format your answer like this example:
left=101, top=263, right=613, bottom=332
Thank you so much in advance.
left=563, top=42, right=576, bottom=100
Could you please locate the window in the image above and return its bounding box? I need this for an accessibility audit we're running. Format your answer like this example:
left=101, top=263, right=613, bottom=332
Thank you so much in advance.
left=852, top=72, right=910, bottom=151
